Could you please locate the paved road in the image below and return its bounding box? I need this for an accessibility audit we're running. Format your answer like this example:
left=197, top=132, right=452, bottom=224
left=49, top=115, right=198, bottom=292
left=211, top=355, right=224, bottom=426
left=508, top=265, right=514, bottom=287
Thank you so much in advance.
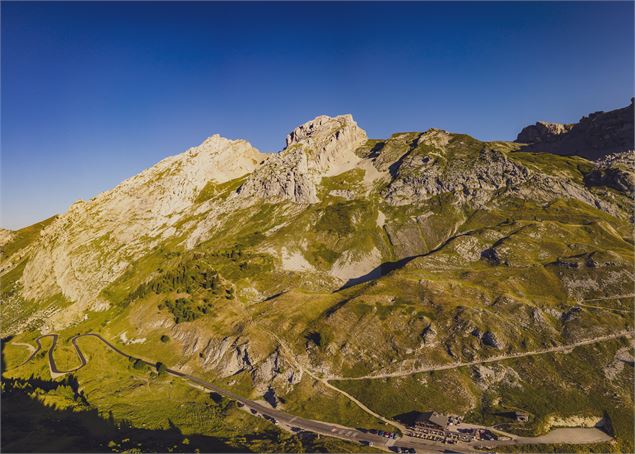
left=15, top=332, right=618, bottom=453
left=17, top=333, right=449, bottom=453
left=15, top=333, right=85, bottom=376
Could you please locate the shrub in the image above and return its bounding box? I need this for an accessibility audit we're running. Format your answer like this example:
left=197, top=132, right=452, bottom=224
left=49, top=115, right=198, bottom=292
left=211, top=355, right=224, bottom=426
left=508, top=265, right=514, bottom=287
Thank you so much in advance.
left=156, top=362, right=168, bottom=375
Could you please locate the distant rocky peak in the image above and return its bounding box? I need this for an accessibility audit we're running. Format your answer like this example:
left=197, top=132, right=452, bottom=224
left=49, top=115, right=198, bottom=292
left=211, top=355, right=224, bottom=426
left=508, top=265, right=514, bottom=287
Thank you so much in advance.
left=201, top=133, right=225, bottom=144
left=285, top=114, right=363, bottom=148
left=417, top=128, right=452, bottom=148
left=516, top=99, right=634, bottom=159
left=191, top=133, right=258, bottom=158
left=516, top=121, right=573, bottom=144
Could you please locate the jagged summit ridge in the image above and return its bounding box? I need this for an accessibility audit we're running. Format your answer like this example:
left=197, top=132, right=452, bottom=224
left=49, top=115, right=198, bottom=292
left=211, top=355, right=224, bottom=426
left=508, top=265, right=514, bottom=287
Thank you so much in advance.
left=237, top=114, right=368, bottom=203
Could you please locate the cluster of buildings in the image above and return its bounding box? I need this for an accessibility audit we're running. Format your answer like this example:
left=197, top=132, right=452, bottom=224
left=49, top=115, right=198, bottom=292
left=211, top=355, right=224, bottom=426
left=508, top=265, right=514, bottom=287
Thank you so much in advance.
left=407, top=412, right=473, bottom=444
left=407, top=411, right=518, bottom=445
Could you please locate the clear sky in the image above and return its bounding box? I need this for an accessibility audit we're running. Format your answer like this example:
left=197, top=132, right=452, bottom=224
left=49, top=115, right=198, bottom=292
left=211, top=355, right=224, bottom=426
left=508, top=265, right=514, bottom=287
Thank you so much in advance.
left=2, top=1, right=633, bottom=230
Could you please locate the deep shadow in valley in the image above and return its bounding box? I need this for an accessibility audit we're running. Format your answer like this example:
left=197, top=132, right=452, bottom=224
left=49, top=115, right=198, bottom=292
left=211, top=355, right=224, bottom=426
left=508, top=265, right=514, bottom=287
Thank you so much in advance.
left=0, top=337, right=243, bottom=453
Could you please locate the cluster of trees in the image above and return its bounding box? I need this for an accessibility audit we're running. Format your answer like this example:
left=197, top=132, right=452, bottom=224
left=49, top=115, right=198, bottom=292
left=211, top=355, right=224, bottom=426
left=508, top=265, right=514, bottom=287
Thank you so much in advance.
left=158, top=297, right=216, bottom=324
left=129, top=357, right=168, bottom=376
left=123, top=258, right=228, bottom=306
left=210, top=247, right=243, bottom=261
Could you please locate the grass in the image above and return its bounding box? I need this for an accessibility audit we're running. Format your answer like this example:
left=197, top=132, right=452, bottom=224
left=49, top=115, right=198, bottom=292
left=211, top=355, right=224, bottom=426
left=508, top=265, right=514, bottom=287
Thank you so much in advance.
left=2, top=334, right=377, bottom=453
left=280, top=376, right=390, bottom=431
left=334, top=338, right=634, bottom=452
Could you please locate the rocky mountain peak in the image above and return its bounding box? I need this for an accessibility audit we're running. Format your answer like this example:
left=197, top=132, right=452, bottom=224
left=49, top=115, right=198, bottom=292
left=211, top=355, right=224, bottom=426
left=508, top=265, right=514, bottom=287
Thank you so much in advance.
left=17, top=133, right=264, bottom=323
left=285, top=114, right=362, bottom=147
left=516, top=99, right=634, bottom=159
left=236, top=114, right=368, bottom=204
left=283, top=114, right=367, bottom=175
left=417, top=128, right=452, bottom=148
left=516, top=121, right=574, bottom=144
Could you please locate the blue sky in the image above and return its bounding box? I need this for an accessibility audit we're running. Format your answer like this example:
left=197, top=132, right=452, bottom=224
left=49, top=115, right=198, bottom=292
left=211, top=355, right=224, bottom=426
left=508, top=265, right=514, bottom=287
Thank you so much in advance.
left=2, top=1, right=633, bottom=229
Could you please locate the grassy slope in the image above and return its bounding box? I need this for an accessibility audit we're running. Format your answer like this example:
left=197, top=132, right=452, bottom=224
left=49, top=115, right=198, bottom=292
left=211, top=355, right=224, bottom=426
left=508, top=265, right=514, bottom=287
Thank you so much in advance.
left=2, top=335, right=378, bottom=453
left=0, top=215, right=57, bottom=260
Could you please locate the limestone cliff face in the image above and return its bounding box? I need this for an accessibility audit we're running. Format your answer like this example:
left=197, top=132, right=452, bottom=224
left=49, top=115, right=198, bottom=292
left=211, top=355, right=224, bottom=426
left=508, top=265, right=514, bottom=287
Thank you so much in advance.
left=516, top=99, right=634, bottom=159
left=18, top=135, right=263, bottom=326
left=236, top=114, right=367, bottom=204
left=516, top=121, right=574, bottom=144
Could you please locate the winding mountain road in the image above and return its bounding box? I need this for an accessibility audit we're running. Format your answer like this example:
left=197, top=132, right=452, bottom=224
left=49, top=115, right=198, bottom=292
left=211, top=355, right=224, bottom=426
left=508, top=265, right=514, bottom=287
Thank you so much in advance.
left=14, top=333, right=448, bottom=452
left=13, top=331, right=622, bottom=453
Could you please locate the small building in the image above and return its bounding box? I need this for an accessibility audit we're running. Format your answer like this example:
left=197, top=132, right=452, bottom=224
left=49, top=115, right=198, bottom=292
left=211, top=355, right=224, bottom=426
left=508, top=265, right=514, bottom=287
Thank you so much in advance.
left=413, top=412, right=462, bottom=431
left=514, top=411, right=529, bottom=423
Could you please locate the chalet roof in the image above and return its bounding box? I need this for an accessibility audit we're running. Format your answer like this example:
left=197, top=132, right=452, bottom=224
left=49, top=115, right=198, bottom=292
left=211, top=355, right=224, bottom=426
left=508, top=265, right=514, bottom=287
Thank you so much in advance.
left=428, top=413, right=450, bottom=429
left=414, top=411, right=450, bottom=429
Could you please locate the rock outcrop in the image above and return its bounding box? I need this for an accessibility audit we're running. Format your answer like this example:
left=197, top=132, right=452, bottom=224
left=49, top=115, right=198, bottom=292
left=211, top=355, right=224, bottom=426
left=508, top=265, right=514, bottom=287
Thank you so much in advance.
left=237, top=114, right=367, bottom=204
left=584, top=151, right=635, bottom=194
left=0, top=229, right=15, bottom=249
left=383, top=131, right=531, bottom=206
left=516, top=121, right=574, bottom=144
left=517, top=99, right=634, bottom=160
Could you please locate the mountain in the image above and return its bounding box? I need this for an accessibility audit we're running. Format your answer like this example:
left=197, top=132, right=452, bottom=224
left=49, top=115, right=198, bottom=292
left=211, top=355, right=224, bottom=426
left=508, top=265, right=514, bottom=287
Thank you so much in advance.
left=516, top=99, right=634, bottom=160
left=2, top=108, right=634, bottom=452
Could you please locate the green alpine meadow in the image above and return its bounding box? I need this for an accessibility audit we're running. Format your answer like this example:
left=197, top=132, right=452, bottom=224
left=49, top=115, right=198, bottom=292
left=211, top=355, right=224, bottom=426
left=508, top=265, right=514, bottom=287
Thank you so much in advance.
left=2, top=102, right=634, bottom=452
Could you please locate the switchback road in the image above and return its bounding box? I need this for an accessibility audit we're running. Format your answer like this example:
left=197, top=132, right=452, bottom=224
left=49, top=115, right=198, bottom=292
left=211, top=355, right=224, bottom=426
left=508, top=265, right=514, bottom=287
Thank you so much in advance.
left=14, top=332, right=620, bottom=453
left=15, top=333, right=449, bottom=452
